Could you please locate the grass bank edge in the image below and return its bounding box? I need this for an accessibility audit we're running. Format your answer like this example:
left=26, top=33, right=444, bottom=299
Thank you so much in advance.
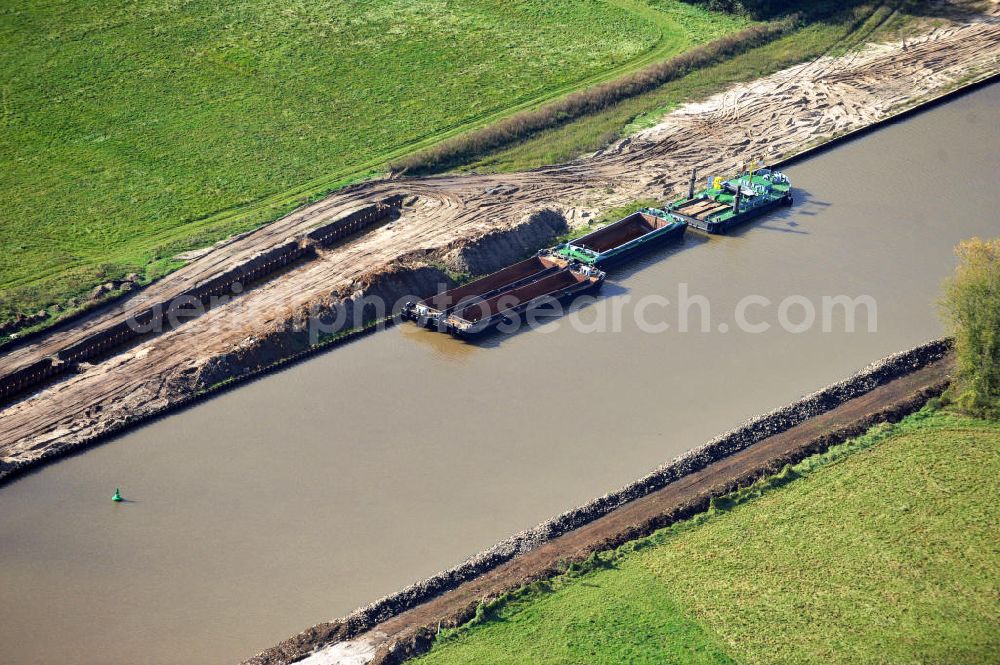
left=416, top=405, right=999, bottom=659
left=0, top=1, right=950, bottom=343
left=0, top=0, right=748, bottom=332
left=0, top=9, right=793, bottom=342
left=456, top=0, right=942, bottom=174
left=388, top=18, right=788, bottom=175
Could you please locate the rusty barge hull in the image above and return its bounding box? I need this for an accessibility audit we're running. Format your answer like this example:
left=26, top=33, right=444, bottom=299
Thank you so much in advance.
left=444, top=267, right=604, bottom=337
left=402, top=254, right=604, bottom=336
left=405, top=255, right=566, bottom=328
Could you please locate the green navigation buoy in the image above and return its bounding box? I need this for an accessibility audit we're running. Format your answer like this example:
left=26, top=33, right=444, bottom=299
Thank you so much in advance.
left=112, top=488, right=123, bottom=502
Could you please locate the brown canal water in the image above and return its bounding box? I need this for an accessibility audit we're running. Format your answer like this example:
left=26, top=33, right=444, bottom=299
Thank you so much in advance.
left=1, top=84, right=997, bottom=665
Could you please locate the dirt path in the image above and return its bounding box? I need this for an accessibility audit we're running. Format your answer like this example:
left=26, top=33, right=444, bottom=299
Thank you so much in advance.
left=245, top=353, right=953, bottom=665
left=1, top=14, right=998, bottom=477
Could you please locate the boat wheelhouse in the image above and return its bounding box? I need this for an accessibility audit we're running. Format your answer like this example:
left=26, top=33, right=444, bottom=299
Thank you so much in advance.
left=667, top=165, right=792, bottom=234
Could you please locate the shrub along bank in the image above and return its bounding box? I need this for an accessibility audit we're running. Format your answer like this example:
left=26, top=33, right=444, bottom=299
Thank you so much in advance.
left=940, top=237, right=1000, bottom=417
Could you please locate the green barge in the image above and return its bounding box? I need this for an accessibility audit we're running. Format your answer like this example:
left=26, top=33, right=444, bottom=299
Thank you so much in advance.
left=549, top=211, right=686, bottom=267
left=667, top=165, right=792, bottom=234
left=402, top=163, right=791, bottom=340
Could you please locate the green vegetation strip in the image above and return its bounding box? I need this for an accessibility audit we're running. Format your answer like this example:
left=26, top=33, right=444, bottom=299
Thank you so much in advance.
left=416, top=409, right=1000, bottom=664
left=461, top=0, right=938, bottom=172
left=390, top=16, right=776, bottom=174
left=0, top=0, right=749, bottom=323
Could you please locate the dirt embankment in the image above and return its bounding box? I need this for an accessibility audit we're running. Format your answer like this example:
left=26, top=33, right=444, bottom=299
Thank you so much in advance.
left=0, top=16, right=998, bottom=480
left=0, top=204, right=569, bottom=484
left=243, top=341, right=954, bottom=665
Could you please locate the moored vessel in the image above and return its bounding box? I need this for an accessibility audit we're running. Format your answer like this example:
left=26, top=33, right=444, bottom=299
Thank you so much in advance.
left=667, top=165, right=792, bottom=234
left=550, top=210, right=686, bottom=267
left=442, top=262, right=604, bottom=337
left=402, top=256, right=604, bottom=336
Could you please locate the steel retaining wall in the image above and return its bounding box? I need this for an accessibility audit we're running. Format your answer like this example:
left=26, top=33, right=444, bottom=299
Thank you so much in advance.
left=185, top=240, right=313, bottom=303
left=0, top=358, right=64, bottom=399
left=0, top=196, right=403, bottom=403
left=307, top=195, right=403, bottom=246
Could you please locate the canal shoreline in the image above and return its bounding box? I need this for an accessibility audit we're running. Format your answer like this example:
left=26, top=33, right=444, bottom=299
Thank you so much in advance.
left=245, top=339, right=954, bottom=665
left=2, top=18, right=998, bottom=664
left=1, top=18, right=997, bottom=484
left=1, top=68, right=997, bottom=492
left=0, top=209, right=572, bottom=488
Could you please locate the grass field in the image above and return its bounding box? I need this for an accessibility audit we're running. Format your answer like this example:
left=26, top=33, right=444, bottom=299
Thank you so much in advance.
left=0, top=0, right=750, bottom=325
left=416, top=409, right=1000, bottom=664
left=458, top=1, right=945, bottom=172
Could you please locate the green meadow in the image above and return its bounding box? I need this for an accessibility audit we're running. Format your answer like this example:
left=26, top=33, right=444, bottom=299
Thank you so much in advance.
left=0, top=0, right=749, bottom=324
left=417, top=409, right=1000, bottom=664
left=459, top=1, right=940, bottom=172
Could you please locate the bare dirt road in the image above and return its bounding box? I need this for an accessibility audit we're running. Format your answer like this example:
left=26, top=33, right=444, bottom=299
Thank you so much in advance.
left=1, top=13, right=998, bottom=478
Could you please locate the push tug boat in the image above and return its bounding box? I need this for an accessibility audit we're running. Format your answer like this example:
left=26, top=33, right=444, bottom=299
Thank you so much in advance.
left=666, top=164, right=792, bottom=234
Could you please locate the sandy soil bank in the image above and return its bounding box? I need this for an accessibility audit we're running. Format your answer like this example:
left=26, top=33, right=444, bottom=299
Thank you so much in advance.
left=1, top=13, right=998, bottom=480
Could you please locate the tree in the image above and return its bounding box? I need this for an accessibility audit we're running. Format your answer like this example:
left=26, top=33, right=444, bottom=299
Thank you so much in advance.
left=940, top=237, right=1000, bottom=417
